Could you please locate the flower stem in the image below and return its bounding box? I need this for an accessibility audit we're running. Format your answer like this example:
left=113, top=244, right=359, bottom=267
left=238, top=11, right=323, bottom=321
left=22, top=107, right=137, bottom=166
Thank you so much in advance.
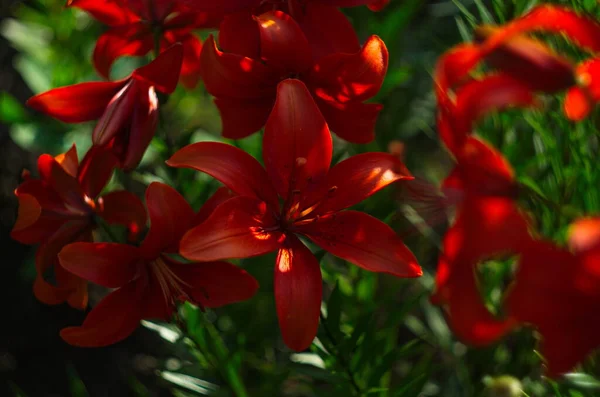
left=319, top=311, right=363, bottom=396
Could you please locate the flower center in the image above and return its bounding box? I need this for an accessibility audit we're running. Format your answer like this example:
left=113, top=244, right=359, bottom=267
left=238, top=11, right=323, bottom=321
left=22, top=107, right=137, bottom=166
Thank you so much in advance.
left=150, top=256, right=190, bottom=306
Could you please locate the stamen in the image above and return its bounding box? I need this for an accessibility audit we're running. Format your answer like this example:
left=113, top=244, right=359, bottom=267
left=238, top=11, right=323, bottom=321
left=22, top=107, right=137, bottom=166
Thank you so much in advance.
left=151, top=256, right=191, bottom=306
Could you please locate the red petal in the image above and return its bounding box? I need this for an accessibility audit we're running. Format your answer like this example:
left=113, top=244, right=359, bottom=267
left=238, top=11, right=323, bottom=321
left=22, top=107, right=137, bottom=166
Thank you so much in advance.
left=26, top=81, right=125, bottom=123
left=218, top=12, right=260, bottom=59
left=214, top=97, right=274, bottom=139
left=200, top=35, right=277, bottom=99
left=167, top=141, right=279, bottom=207
left=309, top=35, right=388, bottom=104
left=301, top=211, right=422, bottom=277
left=120, top=84, right=158, bottom=170
left=318, top=152, right=412, bottom=213
left=67, top=0, right=136, bottom=25
left=315, top=98, right=380, bottom=143
left=173, top=261, right=259, bottom=307
left=255, top=11, right=312, bottom=73
left=59, top=242, right=141, bottom=288
left=98, top=190, right=147, bottom=236
left=300, top=4, right=360, bottom=61
left=60, top=280, right=144, bottom=347
left=263, top=79, right=332, bottom=197
left=38, top=154, right=86, bottom=211
left=193, top=187, right=236, bottom=226
left=179, top=34, right=204, bottom=90
left=274, top=234, right=322, bottom=351
left=91, top=80, right=138, bottom=146
left=77, top=146, right=118, bottom=198
left=564, top=86, right=592, bottom=121
left=133, top=44, right=183, bottom=94
left=568, top=217, right=600, bottom=253
left=93, top=25, right=153, bottom=79
left=180, top=196, right=283, bottom=261
left=140, top=182, right=195, bottom=258
left=12, top=194, right=41, bottom=233
left=367, top=0, right=389, bottom=11
left=178, top=0, right=259, bottom=13
left=55, top=145, right=79, bottom=178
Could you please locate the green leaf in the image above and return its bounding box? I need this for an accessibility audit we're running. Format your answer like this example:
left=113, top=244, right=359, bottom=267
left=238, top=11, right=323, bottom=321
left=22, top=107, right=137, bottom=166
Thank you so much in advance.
left=563, top=373, right=600, bottom=390
left=0, top=92, right=27, bottom=123
left=326, top=281, right=343, bottom=339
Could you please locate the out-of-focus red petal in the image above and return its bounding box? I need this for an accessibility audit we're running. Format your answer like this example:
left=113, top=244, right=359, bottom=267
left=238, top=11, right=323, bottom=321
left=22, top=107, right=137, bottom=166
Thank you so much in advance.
left=180, top=196, right=283, bottom=261
left=167, top=141, right=279, bottom=207
left=140, top=182, right=195, bottom=258
left=367, top=0, right=389, bottom=11
left=12, top=194, right=41, bottom=233
left=133, top=44, right=183, bottom=94
left=67, top=0, right=136, bottom=26
left=60, top=280, right=144, bottom=347
left=93, top=25, right=153, bottom=79
left=300, top=3, right=359, bottom=60
left=274, top=234, right=322, bottom=351
left=568, top=217, right=600, bottom=253
left=173, top=260, right=259, bottom=307
left=98, top=190, right=147, bottom=235
left=179, top=34, right=204, bottom=90
left=200, top=35, right=276, bottom=99
left=120, top=85, right=158, bottom=171
left=193, top=187, right=236, bottom=226
left=38, top=154, right=86, bottom=211
left=564, top=86, right=592, bottom=121
left=315, top=98, right=381, bottom=143
left=255, top=11, right=312, bottom=73
left=263, top=79, right=332, bottom=197
left=59, top=242, right=141, bottom=288
left=474, top=26, right=575, bottom=93
left=26, top=81, right=125, bottom=123
left=178, top=0, right=259, bottom=13
left=309, top=35, right=388, bottom=104
left=55, top=145, right=79, bottom=178
left=301, top=211, right=422, bottom=277
left=218, top=12, right=260, bottom=59
left=318, top=152, right=412, bottom=214
left=564, top=58, right=600, bottom=121
left=214, top=97, right=274, bottom=139
left=77, top=146, right=118, bottom=199
left=434, top=44, right=482, bottom=102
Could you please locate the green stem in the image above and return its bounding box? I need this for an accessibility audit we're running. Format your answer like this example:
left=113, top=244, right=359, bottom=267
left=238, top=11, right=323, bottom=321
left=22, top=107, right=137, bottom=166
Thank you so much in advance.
left=320, top=311, right=363, bottom=396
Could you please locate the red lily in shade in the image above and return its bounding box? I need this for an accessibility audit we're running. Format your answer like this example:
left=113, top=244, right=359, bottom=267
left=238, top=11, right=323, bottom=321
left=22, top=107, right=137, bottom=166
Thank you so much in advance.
left=201, top=10, right=387, bottom=142
left=68, top=0, right=221, bottom=88
left=58, top=182, right=259, bottom=347
left=506, top=218, right=600, bottom=376
left=27, top=45, right=183, bottom=171
left=167, top=80, right=421, bottom=351
left=181, top=0, right=388, bottom=13
left=11, top=145, right=146, bottom=309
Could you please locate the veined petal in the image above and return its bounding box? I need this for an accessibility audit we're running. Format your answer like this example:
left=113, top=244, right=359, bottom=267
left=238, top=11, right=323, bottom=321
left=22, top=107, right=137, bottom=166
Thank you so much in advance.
left=318, top=152, right=412, bottom=214
left=98, top=190, right=147, bottom=238
left=140, top=182, right=195, bottom=258
left=180, top=196, right=283, bottom=262
left=300, top=3, right=359, bottom=61
left=67, top=0, right=136, bottom=26
left=214, top=97, right=274, bottom=139
left=218, top=11, right=260, bottom=59
left=93, top=25, right=153, bottom=79
left=133, top=44, right=183, bottom=94
left=26, top=81, right=125, bottom=123
left=255, top=11, right=312, bottom=73
left=120, top=84, right=158, bottom=171
left=301, top=211, right=422, bottom=277
left=263, top=79, right=332, bottom=197
left=274, top=234, right=322, bottom=351
left=60, top=280, right=144, bottom=347
left=193, top=187, right=236, bottom=226
left=309, top=35, right=388, bottom=104
left=173, top=261, right=259, bottom=307
left=315, top=98, right=381, bottom=143
left=200, top=35, right=277, bottom=99
left=77, top=146, right=118, bottom=199
left=167, top=141, right=279, bottom=207
left=59, top=242, right=141, bottom=288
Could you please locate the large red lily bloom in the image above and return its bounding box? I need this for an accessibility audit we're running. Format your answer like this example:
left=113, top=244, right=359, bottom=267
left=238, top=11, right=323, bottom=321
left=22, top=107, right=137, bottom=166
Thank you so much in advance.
left=26, top=45, right=183, bottom=171
left=201, top=10, right=388, bottom=142
left=167, top=80, right=421, bottom=351
left=506, top=219, right=600, bottom=376
left=180, top=0, right=388, bottom=14
left=11, top=145, right=146, bottom=309
left=68, top=0, right=221, bottom=88
left=58, top=182, right=259, bottom=347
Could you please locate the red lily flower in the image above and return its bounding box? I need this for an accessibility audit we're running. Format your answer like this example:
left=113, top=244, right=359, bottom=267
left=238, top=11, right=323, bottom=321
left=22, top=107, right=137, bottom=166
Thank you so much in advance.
left=26, top=45, right=183, bottom=171
left=506, top=219, right=600, bottom=376
left=201, top=10, right=388, bottom=142
left=11, top=145, right=147, bottom=309
left=180, top=0, right=388, bottom=13
left=166, top=79, right=421, bottom=351
left=68, top=0, right=221, bottom=89
left=58, top=182, right=259, bottom=347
